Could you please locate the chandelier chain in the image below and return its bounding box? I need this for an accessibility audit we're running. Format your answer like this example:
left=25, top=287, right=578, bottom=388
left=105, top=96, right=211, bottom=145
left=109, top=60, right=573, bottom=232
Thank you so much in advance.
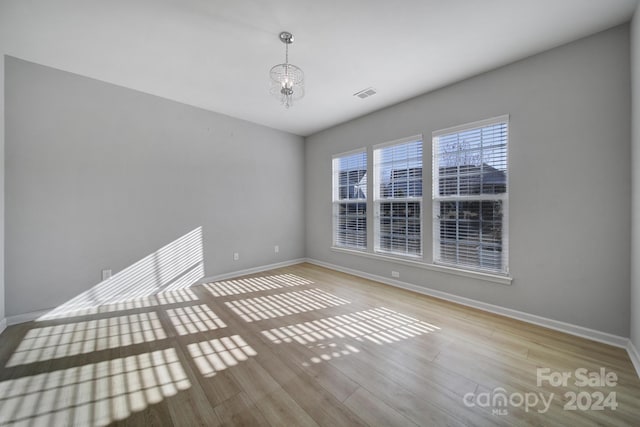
left=285, top=41, right=289, bottom=66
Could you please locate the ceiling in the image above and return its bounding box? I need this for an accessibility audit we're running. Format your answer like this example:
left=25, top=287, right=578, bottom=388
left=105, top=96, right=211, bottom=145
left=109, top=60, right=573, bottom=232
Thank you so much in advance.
left=1, top=0, right=637, bottom=136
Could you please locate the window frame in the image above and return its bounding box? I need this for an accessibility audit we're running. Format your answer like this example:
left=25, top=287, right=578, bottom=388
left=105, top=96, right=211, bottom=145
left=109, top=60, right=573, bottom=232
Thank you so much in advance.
left=373, top=135, right=424, bottom=259
left=332, top=148, right=368, bottom=251
left=432, top=115, right=509, bottom=275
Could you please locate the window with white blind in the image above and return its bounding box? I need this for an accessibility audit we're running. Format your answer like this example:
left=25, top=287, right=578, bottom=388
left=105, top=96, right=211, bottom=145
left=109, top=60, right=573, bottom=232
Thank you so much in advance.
left=332, top=150, right=368, bottom=249
left=432, top=116, right=508, bottom=274
left=374, top=137, right=423, bottom=257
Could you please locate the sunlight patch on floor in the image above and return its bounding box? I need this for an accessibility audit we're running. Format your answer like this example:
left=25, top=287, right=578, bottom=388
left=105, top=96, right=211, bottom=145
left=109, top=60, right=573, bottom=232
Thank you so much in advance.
left=225, top=288, right=350, bottom=322
left=187, top=335, right=257, bottom=378
left=7, top=312, right=167, bottom=367
left=262, top=307, right=439, bottom=347
left=204, top=273, right=313, bottom=297
left=166, top=304, right=227, bottom=335
left=0, top=348, right=190, bottom=427
left=38, top=288, right=201, bottom=321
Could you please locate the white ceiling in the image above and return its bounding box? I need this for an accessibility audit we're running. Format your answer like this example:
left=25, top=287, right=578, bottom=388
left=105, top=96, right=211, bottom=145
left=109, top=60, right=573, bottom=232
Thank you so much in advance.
left=1, top=0, right=637, bottom=136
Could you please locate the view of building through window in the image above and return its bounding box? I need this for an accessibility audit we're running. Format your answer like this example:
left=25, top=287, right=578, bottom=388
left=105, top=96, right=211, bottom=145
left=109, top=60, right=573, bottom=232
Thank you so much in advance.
left=374, top=139, right=423, bottom=257
left=332, top=151, right=367, bottom=249
left=433, top=117, right=508, bottom=273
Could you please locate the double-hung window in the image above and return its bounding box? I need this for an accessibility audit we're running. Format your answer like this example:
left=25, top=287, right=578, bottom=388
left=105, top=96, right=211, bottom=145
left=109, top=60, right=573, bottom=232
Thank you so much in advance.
left=374, top=137, right=423, bottom=257
left=332, top=150, right=368, bottom=250
left=432, top=116, right=509, bottom=273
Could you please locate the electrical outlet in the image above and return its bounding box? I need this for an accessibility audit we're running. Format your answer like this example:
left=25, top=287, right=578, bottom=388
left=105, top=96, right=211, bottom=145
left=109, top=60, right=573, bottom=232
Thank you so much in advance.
left=233, top=252, right=239, bottom=261
left=391, top=271, right=400, bottom=278
left=274, top=245, right=279, bottom=253
left=102, top=269, right=112, bottom=281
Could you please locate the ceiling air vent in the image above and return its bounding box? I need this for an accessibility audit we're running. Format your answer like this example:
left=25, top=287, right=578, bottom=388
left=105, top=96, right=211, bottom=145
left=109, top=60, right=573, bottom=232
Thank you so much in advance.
left=353, top=87, right=377, bottom=99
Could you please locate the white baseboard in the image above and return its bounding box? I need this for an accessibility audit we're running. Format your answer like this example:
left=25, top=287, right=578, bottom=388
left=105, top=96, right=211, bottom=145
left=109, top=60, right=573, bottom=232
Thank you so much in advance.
left=4, top=258, right=308, bottom=326
left=7, top=309, right=52, bottom=326
left=627, top=340, right=640, bottom=378
left=197, top=258, right=307, bottom=284
left=0, top=317, right=6, bottom=335
left=306, top=258, right=629, bottom=349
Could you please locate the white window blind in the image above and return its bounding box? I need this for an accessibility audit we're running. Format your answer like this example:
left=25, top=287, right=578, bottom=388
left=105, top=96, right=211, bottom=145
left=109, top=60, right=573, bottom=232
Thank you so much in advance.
left=374, top=137, right=423, bottom=257
left=333, top=151, right=367, bottom=249
left=432, top=116, right=508, bottom=273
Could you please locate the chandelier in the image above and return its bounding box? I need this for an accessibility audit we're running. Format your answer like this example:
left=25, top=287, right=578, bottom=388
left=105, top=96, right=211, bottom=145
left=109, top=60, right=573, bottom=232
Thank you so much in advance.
left=269, top=31, right=304, bottom=108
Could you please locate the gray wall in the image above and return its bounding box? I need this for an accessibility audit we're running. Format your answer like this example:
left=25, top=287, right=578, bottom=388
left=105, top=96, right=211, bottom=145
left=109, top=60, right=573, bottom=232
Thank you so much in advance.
left=631, top=9, right=640, bottom=351
left=5, top=57, right=305, bottom=317
left=305, top=25, right=631, bottom=337
left=0, top=57, right=5, bottom=324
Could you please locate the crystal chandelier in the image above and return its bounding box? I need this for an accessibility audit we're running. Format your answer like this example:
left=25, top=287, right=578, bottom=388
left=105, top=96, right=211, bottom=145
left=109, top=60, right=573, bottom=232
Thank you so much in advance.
left=270, top=31, right=304, bottom=108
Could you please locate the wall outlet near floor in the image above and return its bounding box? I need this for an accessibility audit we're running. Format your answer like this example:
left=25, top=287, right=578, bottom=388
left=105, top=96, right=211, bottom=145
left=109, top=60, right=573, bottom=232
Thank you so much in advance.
left=391, top=271, right=400, bottom=278
left=274, top=245, right=279, bottom=253
left=102, top=269, right=112, bottom=281
left=233, top=252, right=240, bottom=261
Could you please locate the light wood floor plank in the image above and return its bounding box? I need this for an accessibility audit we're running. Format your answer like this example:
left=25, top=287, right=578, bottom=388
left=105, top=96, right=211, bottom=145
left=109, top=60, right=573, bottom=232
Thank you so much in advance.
left=0, top=262, right=638, bottom=426
left=213, top=391, right=270, bottom=427
left=253, top=388, right=320, bottom=427
left=344, top=386, right=419, bottom=427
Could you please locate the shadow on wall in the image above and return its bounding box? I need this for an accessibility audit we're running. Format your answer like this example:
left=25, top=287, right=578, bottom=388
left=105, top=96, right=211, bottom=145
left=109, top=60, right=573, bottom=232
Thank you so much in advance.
left=38, top=227, right=205, bottom=320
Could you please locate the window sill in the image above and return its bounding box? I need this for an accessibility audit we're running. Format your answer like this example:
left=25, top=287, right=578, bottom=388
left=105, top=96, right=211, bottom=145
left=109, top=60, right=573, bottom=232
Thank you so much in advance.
left=330, top=246, right=512, bottom=285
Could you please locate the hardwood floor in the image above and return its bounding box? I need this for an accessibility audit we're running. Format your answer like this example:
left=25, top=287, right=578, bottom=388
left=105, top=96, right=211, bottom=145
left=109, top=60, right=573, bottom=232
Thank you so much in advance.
left=0, top=262, right=639, bottom=426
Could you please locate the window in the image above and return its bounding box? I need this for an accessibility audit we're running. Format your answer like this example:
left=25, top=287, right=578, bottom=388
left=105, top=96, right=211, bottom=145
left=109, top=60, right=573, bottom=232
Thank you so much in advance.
left=432, top=116, right=508, bottom=273
left=374, top=137, right=423, bottom=257
left=332, top=150, right=367, bottom=249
